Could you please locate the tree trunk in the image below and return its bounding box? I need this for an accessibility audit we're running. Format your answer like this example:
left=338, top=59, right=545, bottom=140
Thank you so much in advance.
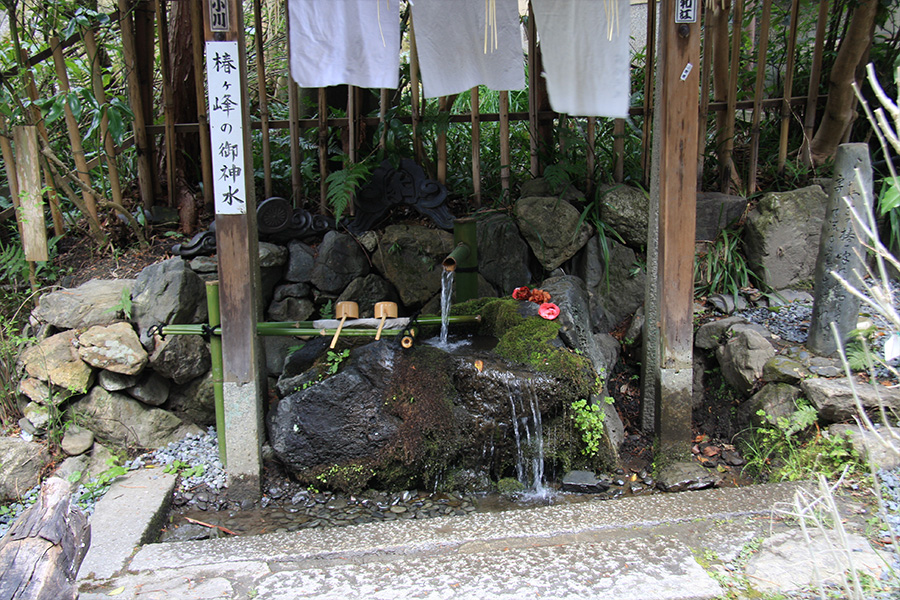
left=807, top=0, right=878, bottom=166
left=169, top=0, right=202, bottom=233
left=0, top=478, right=90, bottom=600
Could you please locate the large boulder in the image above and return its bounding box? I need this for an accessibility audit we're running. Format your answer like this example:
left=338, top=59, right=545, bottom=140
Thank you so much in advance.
left=68, top=387, right=201, bottom=449
left=77, top=322, right=148, bottom=376
left=372, top=224, right=454, bottom=307
left=310, top=231, right=369, bottom=294
left=738, top=383, right=802, bottom=429
left=743, top=185, right=827, bottom=289
left=715, top=327, right=775, bottom=395
left=284, top=240, right=315, bottom=283
left=515, top=197, right=593, bottom=271
left=574, top=236, right=646, bottom=331
left=148, top=335, right=211, bottom=385
left=131, top=257, right=208, bottom=331
left=166, top=372, right=216, bottom=427
left=801, top=377, right=900, bottom=422
left=268, top=318, right=610, bottom=492
left=695, top=192, right=748, bottom=241
left=32, top=279, right=135, bottom=329
left=336, top=274, right=399, bottom=318
left=268, top=343, right=401, bottom=476
left=598, top=184, right=648, bottom=249
left=0, top=437, right=50, bottom=500
left=21, top=330, right=94, bottom=395
left=476, top=212, right=532, bottom=294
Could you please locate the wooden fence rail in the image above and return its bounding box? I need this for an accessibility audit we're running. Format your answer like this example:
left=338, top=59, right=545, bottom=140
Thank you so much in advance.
left=0, top=0, right=847, bottom=238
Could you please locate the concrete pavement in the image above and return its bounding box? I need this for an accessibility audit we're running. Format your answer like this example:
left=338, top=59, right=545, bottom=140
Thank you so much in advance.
left=74, top=478, right=855, bottom=600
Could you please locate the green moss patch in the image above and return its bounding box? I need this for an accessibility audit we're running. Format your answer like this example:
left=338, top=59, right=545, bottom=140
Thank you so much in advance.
left=373, top=346, right=460, bottom=491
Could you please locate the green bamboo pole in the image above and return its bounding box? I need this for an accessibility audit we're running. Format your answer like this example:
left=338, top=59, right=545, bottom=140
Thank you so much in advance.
left=205, top=281, right=227, bottom=466
left=160, top=314, right=482, bottom=337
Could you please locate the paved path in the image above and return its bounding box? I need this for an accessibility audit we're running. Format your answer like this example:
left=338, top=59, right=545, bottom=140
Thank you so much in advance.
left=74, top=479, right=828, bottom=600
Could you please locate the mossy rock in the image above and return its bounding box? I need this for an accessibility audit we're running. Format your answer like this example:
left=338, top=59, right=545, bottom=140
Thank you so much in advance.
left=452, top=297, right=597, bottom=400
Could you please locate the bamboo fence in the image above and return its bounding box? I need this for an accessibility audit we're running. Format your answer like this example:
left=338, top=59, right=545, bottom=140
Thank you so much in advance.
left=0, top=0, right=848, bottom=235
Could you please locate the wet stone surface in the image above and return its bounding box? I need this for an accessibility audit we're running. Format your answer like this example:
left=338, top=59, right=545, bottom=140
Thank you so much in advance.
left=158, top=469, right=663, bottom=542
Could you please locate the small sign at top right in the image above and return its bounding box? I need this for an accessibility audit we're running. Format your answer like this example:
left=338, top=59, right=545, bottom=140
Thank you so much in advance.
left=675, top=0, right=698, bottom=23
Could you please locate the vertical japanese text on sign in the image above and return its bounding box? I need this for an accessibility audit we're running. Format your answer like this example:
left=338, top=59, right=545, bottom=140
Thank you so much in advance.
left=675, top=0, right=698, bottom=23
left=209, top=0, right=230, bottom=32
left=206, top=41, right=247, bottom=215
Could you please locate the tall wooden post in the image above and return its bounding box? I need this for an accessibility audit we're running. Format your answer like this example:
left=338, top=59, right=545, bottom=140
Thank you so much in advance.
left=203, top=0, right=263, bottom=501
left=643, top=0, right=700, bottom=456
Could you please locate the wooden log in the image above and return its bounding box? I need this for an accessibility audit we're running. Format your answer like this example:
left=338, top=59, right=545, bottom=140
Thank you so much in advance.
left=748, top=0, right=772, bottom=193
left=614, top=118, right=625, bottom=183
left=641, top=0, right=657, bottom=188
left=20, top=49, right=64, bottom=237
left=800, top=0, right=830, bottom=167
left=409, top=14, right=425, bottom=167
left=285, top=0, right=303, bottom=207
left=500, top=90, right=510, bottom=196
left=0, top=477, right=90, bottom=600
left=470, top=86, right=481, bottom=208
left=379, top=88, right=390, bottom=152
left=437, top=96, right=448, bottom=184
left=50, top=36, right=96, bottom=220
left=527, top=2, right=539, bottom=177
left=318, top=87, right=328, bottom=213
left=14, top=125, right=48, bottom=263
left=0, top=115, right=22, bottom=240
left=156, top=0, right=177, bottom=207
left=84, top=29, right=125, bottom=211
left=721, top=0, right=744, bottom=193
left=778, top=0, right=801, bottom=175
left=586, top=117, right=595, bottom=195
left=191, top=0, right=214, bottom=210
left=118, top=0, right=156, bottom=210
left=254, top=0, right=273, bottom=198
left=697, top=2, right=713, bottom=185
left=135, top=0, right=161, bottom=199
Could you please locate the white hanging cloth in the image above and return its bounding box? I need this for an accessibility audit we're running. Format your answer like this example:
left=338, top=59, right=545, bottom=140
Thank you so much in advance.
left=530, top=0, right=631, bottom=118
left=288, top=0, right=400, bottom=89
left=411, top=0, right=525, bottom=98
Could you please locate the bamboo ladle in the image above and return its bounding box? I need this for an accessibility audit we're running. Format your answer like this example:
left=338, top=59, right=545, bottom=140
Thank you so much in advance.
left=330, top=301, right=359, bottom=349
left=374, top=301, right=398, bottom=340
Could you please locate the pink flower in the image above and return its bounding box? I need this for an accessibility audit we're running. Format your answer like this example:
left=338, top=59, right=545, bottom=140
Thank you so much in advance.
left=538, top=302, right=560, bottom=320
left=512, top=286, right=530, bottom=300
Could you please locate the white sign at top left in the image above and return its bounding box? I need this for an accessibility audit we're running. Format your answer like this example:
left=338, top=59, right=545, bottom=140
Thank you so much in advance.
left=206, top=41, right=246, bottom=215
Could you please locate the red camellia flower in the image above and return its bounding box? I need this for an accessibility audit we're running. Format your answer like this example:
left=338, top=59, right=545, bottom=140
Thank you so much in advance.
left=512, top=286, right=530, bottom=300
left=538, top=302, right=560, bottom=320
left=529, top=289, right=552, bottom=304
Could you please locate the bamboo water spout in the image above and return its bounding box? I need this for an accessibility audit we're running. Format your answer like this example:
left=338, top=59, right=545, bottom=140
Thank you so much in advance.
left=442, top=217, right=479, bottom=303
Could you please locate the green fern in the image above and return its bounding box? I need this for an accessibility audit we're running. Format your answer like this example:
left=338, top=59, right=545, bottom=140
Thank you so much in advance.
left=0, top=243, right=28, bottom=286
left=325, top=160, right=373, bottom=225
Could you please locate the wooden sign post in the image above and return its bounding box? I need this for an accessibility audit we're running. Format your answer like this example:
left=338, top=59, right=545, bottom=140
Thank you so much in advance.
left=643, top=0, right=701, bottom=456
left=203, top=0, right=263, bottom=501
left=14, top=125, right=48, bottom=264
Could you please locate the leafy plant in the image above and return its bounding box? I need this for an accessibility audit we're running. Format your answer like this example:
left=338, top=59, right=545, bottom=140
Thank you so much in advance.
left=103, top=285, right=132, bottom=320
left=694, top=227, right=759, bottom=299
left=163, top=460, right=205, bottom=479
left=325, top=349, right=350, bottom=375
left=325, top=158, right=374, bottom=224
left=570, top=398, right=611, bottom=457
left=74, top=460, right=128, bottom=508
left=741, top=400, right=860, bottom=482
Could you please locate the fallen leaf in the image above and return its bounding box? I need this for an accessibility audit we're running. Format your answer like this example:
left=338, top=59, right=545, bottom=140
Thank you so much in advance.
left=702, top=446, right=720, bottom=457
left=108, top=587, right=125, bottom=596
left=474, top=359, right=483, bottom=373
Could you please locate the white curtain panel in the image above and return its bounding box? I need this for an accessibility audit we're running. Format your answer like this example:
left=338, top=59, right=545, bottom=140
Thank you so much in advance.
left=411, top=0, right=526, bottom=98
left=288, top=0, right=401, bottom=89
left=530, top=0, right=631, bottom=117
